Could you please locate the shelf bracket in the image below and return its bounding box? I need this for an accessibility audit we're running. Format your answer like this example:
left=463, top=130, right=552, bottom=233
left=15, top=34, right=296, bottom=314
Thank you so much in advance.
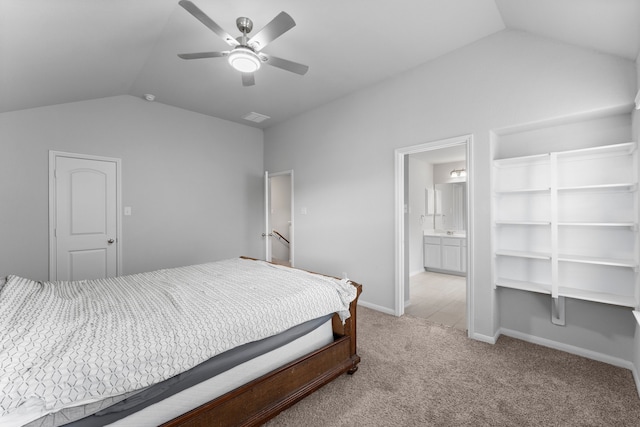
left=551, top=296, right=566, bottom=326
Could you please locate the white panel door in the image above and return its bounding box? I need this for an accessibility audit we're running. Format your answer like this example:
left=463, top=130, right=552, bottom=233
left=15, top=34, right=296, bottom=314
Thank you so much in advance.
left=53, top=155, right=118, bottom=281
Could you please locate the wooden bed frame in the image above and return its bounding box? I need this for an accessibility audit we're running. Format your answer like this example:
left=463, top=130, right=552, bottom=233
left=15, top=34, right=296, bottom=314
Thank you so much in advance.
left=160, top=259, right=362, bottom=427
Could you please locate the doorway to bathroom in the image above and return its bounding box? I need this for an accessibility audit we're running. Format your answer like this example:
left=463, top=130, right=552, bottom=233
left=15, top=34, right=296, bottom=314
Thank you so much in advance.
left=406, top=147, right=467, bottom=329
left=394, top=135, right=474, bottom=335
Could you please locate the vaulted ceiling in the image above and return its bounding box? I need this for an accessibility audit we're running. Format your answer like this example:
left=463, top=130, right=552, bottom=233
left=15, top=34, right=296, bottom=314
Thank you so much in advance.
left=1, top=0, right=638, bottom=128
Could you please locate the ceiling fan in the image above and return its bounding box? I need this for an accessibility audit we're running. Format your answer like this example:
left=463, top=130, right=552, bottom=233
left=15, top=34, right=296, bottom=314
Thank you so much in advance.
left=177, top=0, right=309, bottom=87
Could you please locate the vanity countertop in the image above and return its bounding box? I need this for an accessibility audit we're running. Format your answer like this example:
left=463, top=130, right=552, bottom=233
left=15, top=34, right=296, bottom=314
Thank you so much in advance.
left=424, top=231, right=466, bottom=238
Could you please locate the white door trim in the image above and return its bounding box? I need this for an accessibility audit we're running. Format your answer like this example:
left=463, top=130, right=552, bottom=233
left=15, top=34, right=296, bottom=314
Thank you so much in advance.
left=264, top=171, right=270, bottom=262
left=49, top=151, right=123, bottom=280
left=394, top=134, right=475, bottom=336
left=264, top=170, right=294, bottom=267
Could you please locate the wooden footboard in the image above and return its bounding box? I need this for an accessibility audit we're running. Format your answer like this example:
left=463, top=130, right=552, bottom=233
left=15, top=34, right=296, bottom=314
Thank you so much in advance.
left=161, top=264, right=362, bottom=427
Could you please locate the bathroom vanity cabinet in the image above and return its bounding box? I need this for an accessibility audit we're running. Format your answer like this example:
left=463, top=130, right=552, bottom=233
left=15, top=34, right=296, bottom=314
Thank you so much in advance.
left=424, top=235, right=467, bottom=275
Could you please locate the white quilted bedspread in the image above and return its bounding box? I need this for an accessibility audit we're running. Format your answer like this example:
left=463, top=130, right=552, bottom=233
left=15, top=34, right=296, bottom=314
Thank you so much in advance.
left=0, top=258, right=357, bottom=426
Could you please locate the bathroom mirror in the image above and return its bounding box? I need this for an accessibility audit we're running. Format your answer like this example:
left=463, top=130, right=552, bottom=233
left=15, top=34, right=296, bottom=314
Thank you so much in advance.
left=433, top=182, right=467, bottom=231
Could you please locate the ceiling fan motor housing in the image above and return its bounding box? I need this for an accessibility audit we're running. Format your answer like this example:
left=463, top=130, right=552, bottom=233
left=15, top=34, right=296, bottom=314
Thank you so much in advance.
left=236, top=17, right=253, bottom=34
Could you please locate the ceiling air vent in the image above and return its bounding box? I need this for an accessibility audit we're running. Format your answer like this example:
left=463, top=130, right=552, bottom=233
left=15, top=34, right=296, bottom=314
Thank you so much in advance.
left=242, top=112, right=270, bottom=123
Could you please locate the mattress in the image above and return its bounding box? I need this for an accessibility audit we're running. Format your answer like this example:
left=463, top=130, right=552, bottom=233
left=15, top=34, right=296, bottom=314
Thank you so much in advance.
left=0, top=258, right=357, bottom=427
left=27, top=315, right=334, bottom=427
left=108, top=316, right=335, bottom=427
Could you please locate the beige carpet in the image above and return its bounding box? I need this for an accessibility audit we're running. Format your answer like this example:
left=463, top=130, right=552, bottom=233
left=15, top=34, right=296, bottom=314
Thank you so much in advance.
left=266, top=306, right=640, bottom=426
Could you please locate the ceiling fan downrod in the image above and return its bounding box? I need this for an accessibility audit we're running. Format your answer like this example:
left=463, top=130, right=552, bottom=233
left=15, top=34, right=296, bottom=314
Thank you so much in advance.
left=236, top=17, right=253, bottom=41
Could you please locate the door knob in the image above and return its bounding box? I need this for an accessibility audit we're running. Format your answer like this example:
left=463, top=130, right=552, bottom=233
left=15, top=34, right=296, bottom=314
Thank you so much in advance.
left=107, top=239, right=115, bottom=244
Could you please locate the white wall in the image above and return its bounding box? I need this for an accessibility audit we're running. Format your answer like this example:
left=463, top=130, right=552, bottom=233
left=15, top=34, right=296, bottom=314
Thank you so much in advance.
left=0, top=95, right=264, bottom=281
left=408, top=156, right=432, bottom=276
left=263, top=29, right=636, bottom=344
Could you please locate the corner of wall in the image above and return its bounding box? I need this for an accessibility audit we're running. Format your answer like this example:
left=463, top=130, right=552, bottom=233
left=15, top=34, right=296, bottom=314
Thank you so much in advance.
left=633, top=98, right=639, bottom=143
left=634, top=315, right=640, bottom=397
left=632, top=52, right=640, bottom=398
left=634, top=53, right=639, bottom=138
left=634, top=51, right=640, bottom=393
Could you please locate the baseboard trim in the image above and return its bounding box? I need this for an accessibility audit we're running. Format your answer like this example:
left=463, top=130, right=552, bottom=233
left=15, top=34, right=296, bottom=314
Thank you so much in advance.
left=632, top=364, right=640, bottom=399
left=470, top=330, right=499, bottom=345
left=357, top=300, right=396, bottom=316
left=498, top=327, right=634, bottom=371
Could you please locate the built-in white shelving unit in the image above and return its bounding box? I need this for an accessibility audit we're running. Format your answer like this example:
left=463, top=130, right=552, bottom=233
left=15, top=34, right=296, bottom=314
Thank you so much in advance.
left=493, top=142, right=639, bottom=311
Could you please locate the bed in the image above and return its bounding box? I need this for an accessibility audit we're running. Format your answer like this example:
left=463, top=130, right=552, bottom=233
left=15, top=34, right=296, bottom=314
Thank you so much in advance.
left=0, top=257, right=362, bottom=426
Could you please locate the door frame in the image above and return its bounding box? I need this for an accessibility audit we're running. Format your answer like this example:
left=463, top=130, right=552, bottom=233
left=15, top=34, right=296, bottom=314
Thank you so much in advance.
left=264, top=170, right=294, bottom=267
left=48, top=151, right=123, bottom=280
left=394, top=134, right=474, bottom=335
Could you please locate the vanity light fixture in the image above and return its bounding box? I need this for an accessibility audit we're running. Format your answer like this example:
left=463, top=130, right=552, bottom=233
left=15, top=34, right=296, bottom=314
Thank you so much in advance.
left=450, top=169, right=466, bottom=178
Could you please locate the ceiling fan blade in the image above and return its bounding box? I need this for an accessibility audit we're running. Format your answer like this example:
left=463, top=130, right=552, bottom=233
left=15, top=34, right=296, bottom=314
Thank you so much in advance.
left=178, top=51, right=228, bottom=60
left=179, top=0, right=239, bottom=47
left=261, top=53, right=309, bottom=75
left=242, top=73, right=256, bottom=87
left=248, top=12, right=296, bottom=51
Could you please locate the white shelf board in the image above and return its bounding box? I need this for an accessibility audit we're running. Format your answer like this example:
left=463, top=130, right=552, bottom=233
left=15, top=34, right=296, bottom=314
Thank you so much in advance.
left=557, top=222, right=636, bottom=228
left=558, top=286, right=637, bottom=308
left=495, top=220, right=551, bottom=226
left=495, top=279, right=551, bottom=294
left=496, top=281, right=636, bottom=307
left=494, top=153, right=550, bottom=167
left=555, top=142, right=636, bottom=158
left=557, top=254, right=637, bottom=268
left=495, top=250, right=551, bottom=260
left=557, top=183, right=637, bottom=192
left=634, top=311, right=640, bottom=325
left=494, top=187, right=551, bottom=195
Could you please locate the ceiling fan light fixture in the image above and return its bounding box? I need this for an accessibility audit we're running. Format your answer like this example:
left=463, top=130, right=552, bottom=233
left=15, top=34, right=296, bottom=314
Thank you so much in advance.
left=228, top=47, right=261, bottom=73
